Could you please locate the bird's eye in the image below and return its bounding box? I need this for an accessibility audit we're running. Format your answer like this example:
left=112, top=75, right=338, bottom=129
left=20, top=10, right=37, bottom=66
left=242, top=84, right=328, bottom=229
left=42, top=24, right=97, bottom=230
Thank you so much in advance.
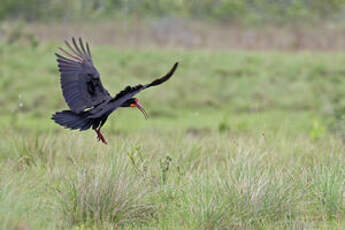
left=87, top=73, right=93, bottom=77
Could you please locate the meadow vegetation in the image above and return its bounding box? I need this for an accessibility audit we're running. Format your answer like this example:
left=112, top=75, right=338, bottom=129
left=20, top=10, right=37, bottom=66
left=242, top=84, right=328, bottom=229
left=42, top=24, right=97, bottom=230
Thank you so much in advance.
left=0, top=40, right=345, bottom=229
left=2, top=0, right=345, bottom=24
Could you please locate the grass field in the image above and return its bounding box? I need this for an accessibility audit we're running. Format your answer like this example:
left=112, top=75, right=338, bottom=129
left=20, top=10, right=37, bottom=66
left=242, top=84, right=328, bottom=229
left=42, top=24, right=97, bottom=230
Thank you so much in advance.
left=1, top=41, right=345, bottom=229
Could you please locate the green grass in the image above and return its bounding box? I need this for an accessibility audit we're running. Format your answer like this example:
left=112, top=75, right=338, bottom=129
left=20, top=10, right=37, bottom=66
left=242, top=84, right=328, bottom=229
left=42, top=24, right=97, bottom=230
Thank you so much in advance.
left=0, top=42, right=345, bottom=229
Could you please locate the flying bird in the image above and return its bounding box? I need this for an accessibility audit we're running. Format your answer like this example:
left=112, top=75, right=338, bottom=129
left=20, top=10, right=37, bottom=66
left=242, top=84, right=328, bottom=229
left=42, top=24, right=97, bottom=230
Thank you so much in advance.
left=52, top=37, right=178, bottom=144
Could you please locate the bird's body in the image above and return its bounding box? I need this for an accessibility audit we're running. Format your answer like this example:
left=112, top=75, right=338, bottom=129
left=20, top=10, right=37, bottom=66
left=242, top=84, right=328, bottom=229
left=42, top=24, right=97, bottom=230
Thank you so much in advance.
left=52, top=37, right=178, bottom=144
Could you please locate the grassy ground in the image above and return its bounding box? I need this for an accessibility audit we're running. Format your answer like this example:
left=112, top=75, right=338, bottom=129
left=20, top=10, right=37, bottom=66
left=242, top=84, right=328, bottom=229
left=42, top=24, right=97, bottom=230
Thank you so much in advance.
left=1, top=41, right=345, bottom=229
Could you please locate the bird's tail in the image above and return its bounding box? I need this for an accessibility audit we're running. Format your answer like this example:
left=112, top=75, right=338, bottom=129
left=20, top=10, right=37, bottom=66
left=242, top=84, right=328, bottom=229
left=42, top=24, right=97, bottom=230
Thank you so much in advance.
left=52, top=110, right=93, bottom=131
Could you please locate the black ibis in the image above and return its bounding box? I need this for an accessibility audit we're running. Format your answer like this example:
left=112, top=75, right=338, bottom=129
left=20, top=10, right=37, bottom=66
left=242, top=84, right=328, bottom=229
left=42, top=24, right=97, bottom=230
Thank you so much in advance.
left=52, top=37, right=178, bottom=144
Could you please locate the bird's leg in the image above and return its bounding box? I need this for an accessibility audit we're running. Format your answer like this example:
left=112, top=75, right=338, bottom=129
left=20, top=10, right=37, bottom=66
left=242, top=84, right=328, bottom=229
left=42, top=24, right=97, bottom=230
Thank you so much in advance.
left=95, top=128, right=107, bottom=144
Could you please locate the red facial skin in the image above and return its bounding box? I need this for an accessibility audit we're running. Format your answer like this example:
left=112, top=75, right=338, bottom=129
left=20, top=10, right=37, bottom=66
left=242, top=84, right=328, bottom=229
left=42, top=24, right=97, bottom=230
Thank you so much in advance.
left=130, top=98, right=148, bottom=119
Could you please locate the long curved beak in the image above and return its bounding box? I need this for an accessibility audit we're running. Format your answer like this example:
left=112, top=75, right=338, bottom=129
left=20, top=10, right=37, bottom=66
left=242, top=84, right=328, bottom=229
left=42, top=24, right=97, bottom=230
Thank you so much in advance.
left=135, top=102, right=149, bottom=120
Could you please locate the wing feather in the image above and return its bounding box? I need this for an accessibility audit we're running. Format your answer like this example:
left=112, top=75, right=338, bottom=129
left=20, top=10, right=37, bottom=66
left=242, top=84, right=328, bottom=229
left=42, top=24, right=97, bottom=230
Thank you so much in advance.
left=56, top=37, right=111, bottom=113
left=144, top=62, right=178, bottom=88
left=86, top=42, right=92, bottom=57
left=79, top=38, right=88, bottom=56
left=72, top=37, right=84, bottom=58
left=88, top=62, right=178, bottom=118
left=65, top=40, right=83, bottom=59
left=58, top=47, right=83, bottom=62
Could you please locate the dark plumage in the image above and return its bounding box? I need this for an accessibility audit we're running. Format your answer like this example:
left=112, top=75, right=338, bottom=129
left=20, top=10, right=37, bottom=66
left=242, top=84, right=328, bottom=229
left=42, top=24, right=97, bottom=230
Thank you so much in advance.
left=52, top=37, right=178, bottom=144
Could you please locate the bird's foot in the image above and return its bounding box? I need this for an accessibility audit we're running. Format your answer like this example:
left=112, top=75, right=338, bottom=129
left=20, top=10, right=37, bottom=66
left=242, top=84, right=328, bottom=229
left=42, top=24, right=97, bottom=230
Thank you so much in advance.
left=95, top=129, right=107, bottom=144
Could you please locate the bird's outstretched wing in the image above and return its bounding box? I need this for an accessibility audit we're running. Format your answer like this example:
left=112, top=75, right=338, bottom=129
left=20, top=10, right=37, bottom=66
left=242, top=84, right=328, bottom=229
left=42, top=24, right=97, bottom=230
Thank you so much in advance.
left=56, top=37, right=111, bottom=114
left=88, top=62, right=179, bottom=118
left=114, top=62, right=178, bottom=100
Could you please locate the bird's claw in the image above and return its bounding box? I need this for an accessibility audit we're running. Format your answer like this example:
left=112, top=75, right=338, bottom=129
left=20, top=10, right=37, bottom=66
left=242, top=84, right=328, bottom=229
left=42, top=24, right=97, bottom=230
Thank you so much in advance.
left=95, top=129, right=108, bottom=144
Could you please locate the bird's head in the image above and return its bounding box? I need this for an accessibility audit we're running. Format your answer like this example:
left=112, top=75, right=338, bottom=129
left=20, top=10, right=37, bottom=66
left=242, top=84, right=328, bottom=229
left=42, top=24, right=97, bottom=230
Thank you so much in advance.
left=121, top=98, right=148, bottom=119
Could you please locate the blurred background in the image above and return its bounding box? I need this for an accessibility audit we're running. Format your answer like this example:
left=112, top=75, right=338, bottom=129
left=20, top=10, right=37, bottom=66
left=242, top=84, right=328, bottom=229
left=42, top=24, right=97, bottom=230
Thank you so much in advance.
left=1, top=0, right=345, bottom=137
left=2, top=1, right=345, bottom=229
left=2, top=0, right=345, bottom=49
